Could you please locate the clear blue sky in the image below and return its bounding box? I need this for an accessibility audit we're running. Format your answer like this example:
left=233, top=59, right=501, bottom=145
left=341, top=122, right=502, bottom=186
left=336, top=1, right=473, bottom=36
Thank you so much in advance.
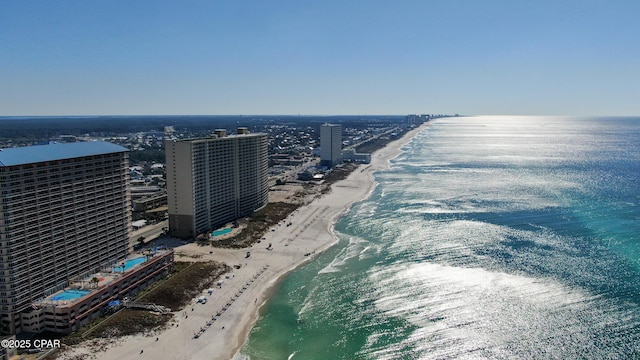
left=1, top=0, right=639, bottom=116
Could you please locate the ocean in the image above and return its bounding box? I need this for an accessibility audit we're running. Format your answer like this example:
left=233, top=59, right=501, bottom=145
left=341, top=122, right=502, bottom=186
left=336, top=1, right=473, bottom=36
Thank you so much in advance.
left=240, top=116, right=640, bottom=359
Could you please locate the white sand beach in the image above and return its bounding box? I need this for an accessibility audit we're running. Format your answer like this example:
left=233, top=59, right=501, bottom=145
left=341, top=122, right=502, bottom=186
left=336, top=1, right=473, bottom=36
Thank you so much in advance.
left=59, top=123, right=428, bottom=360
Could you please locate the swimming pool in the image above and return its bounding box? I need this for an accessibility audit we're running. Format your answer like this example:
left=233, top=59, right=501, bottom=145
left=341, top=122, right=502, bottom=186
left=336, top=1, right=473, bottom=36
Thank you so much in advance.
left=51, top=289, right=91, bottom=301
left=212, top=228, right=233, bottom=237
left=112, top=257, right=146, bottom=273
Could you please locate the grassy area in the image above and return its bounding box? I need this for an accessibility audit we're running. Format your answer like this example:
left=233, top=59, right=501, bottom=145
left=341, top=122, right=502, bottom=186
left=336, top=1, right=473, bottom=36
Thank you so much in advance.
left=355, top=130, right=407, bottom=154
left=138, top=261, right=229, bottom=311
left=212, top=202, right=299, bottom=248
left=324, top=162, right=360, bottom=183
left=84, top=309, right=173, bottom=338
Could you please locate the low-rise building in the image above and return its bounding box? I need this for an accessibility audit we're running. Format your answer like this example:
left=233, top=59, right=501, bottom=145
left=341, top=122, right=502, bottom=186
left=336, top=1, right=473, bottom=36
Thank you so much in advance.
left=342, top=148, right=371, bottom=164
left=27, top=249, right=174, bottom=334
left=132, top=193, right=168, bottom=212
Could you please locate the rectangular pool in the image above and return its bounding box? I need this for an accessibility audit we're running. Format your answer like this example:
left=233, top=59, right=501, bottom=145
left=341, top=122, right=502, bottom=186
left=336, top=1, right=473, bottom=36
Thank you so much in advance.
left=112, top=257, right=147, bottom=273
left=212, top=228, right=233, bottom=237
left=50, top=289, right=91, bottom=301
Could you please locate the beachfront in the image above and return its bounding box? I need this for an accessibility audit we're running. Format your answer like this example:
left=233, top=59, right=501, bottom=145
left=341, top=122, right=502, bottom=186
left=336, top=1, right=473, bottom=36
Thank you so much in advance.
left=59, top=123, right=429, bottom=360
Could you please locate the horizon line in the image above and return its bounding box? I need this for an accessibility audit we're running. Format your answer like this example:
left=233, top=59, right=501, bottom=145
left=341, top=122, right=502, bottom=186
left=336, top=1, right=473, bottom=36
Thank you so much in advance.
left=1, top=113, right=639, bottom=119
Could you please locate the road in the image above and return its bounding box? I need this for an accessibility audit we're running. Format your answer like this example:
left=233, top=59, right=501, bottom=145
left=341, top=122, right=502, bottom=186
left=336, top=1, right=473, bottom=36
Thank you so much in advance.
left=130, top=220, right=168, bottom=247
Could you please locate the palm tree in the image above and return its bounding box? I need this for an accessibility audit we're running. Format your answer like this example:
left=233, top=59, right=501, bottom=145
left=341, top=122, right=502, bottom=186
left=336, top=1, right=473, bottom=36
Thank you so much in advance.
left=91, top=277, right=99, bottom=289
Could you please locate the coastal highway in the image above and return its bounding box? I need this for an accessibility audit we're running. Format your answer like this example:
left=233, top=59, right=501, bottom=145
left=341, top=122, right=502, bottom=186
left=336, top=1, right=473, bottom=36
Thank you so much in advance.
left=130, top=220, right=168, bottom=246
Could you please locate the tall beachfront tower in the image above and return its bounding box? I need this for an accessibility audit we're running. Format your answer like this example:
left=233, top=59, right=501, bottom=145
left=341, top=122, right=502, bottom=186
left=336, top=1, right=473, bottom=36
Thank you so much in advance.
left=165, top=128, right=269, bottom=239
left=0, top=142, right=131, bottom=334
left=320, top=123, right=342, bottom=167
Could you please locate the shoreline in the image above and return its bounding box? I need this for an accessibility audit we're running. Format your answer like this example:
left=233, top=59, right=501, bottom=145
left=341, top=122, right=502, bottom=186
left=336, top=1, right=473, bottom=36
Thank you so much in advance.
left=59, top=123, right=430, bottom=360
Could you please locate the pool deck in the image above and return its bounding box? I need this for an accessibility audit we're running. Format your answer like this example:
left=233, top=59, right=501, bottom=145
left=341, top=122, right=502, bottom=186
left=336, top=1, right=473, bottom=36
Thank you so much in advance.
left=38, top=250, right=166, bottom=307
left=111, top=256, right=147, bottom=273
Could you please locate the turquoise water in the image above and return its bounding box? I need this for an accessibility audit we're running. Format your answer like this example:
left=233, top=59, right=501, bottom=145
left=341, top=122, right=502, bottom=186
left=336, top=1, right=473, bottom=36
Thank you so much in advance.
left=242, top=116, right=640, bottom=359
left=112, top=257, right=146, bottom=273
left=212, top=228, right=233, bottom=237
left=51, top=289, right=91, bottom=301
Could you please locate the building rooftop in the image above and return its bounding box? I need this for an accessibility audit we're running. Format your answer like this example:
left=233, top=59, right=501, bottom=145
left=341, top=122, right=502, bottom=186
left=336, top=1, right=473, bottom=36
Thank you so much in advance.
left=0, top=141, right=128, bottom=167
left=169, top=131, right=267, bottom=144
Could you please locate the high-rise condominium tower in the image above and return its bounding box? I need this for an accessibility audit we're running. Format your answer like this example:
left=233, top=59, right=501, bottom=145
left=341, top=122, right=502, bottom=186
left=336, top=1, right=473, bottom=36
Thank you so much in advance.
left=0, top=142, right=130, bottom=334
left=320, top=123, right=342, bottom=167
left=165, top=128, right=269, bottom=238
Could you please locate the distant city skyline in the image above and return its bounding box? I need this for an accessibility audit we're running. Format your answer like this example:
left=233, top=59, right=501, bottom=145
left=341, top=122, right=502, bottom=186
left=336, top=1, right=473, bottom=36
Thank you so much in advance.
left=1, top=1, right=639, bottom=116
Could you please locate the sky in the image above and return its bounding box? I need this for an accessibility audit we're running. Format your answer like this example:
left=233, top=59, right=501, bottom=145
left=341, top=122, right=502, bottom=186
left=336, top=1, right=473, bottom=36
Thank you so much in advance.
left=1, top=0, right=639, bottom=116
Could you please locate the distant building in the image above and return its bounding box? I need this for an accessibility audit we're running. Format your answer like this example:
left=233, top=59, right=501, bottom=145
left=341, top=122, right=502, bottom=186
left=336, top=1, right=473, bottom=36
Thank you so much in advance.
left=132, top=193, right=168, bottom=212
left=58, top=135, right=77, bottom=143
left=130, top=185, right=162, bottom=200
left=406, top=114, right=419, bottom=128
left=165, top=128, right=269, bottom=238
left=164, top=126, right=175, bottom=139
left=405, top=114, right=430, bottom=129
left=342, top=148, right=371, bottom=164
left=297, top=169, right=324, bottom=182
left=320, top=123, right=342, bottom=167
left=0, top=142, right=131, bottom=335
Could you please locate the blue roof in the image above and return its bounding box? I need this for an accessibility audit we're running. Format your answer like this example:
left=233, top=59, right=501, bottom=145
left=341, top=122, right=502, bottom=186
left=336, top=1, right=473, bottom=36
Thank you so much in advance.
left=0, top=141, right=128, bottom=167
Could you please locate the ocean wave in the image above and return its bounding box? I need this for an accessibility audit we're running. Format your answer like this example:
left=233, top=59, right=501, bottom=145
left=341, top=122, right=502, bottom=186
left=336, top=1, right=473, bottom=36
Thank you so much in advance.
left=318, top=235, right=370, bottom=274
left=363, top=262, right=630, bottom=359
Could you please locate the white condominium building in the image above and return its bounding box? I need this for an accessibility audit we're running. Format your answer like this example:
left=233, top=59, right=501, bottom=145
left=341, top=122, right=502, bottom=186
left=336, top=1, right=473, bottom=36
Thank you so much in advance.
left=320, top=123, right=342, bottom=167
left=0, top=142, right=131, bottom=334
left=165, top=128, right=269, bottom=238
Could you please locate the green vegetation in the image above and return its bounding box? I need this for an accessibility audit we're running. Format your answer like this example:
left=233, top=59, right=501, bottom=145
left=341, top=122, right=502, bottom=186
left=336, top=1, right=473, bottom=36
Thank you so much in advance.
left=84, top=309, right=173, bottom=339
left=355, top=131, right=406, bottom=154
left=128, top=148, right=165, bottom=164
left=323, top=162, right=360, bottom=183
left=132, top=210, right=167, bottom=223
left=137, top=261, right=229, bottom=311
left=213, top=202, right=299, bottom=248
